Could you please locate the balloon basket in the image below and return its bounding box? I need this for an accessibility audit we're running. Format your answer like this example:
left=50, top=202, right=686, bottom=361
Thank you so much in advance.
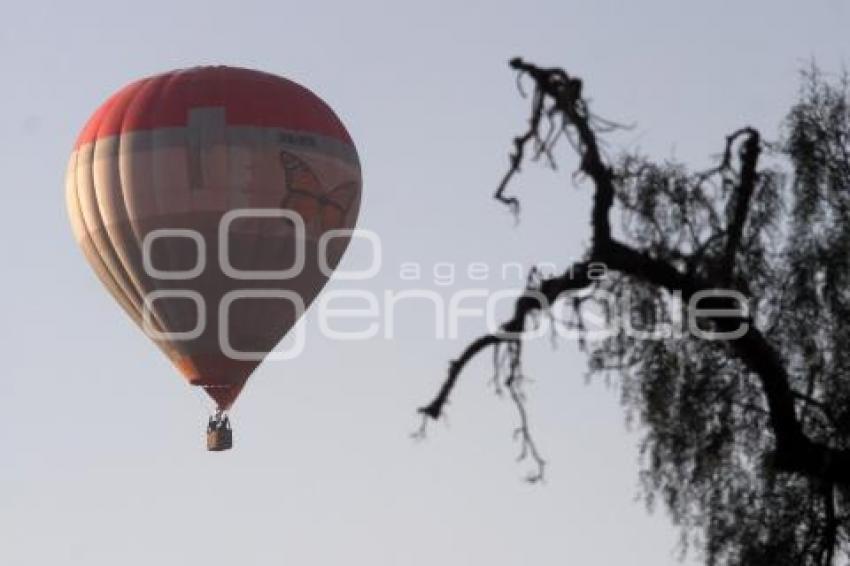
left=207, top=412, right=233, bottom=451
left=207, top=427, right=233, bottom=451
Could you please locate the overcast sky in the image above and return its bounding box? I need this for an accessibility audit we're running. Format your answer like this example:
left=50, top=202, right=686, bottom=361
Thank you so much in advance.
left=1, top=1, right=848, bottom=565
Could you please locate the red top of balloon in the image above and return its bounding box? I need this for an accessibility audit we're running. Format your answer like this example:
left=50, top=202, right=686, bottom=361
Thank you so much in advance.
left=74, top=66, right=354, bottom=149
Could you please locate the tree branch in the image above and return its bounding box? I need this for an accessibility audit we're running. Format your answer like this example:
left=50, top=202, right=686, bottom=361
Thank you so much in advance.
left=720, top=128, right=761, bottom=281
left=418, top=262, right=592, bottom=419
left=422, top=57, right=850, bottom=489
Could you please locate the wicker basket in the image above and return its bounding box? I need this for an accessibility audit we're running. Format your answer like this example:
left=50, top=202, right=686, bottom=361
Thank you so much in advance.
left=207, top=427, right=233, bottom=451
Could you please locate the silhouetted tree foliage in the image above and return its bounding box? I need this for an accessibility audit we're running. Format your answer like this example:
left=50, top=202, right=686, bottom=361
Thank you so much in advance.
left=420, top=60, right=850, bottom=565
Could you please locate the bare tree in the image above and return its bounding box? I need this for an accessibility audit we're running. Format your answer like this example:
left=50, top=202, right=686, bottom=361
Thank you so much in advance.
left=420, top=59, right=850, bottom=565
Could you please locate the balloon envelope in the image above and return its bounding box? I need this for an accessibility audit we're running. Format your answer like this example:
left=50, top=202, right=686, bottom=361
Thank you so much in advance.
left=66, top=67, right=361, bottom=408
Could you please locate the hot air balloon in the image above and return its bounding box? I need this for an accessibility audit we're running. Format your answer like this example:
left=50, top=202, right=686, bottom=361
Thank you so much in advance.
left=66, top=67, right=361, bottom=450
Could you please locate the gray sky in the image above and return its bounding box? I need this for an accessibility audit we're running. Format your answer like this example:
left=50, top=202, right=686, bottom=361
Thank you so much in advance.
left=1, top=1, right=847, bottom=565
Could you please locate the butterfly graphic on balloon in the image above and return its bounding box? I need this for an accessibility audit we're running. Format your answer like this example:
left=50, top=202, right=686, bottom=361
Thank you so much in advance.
left=278, top=150, right=359, bottom=234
